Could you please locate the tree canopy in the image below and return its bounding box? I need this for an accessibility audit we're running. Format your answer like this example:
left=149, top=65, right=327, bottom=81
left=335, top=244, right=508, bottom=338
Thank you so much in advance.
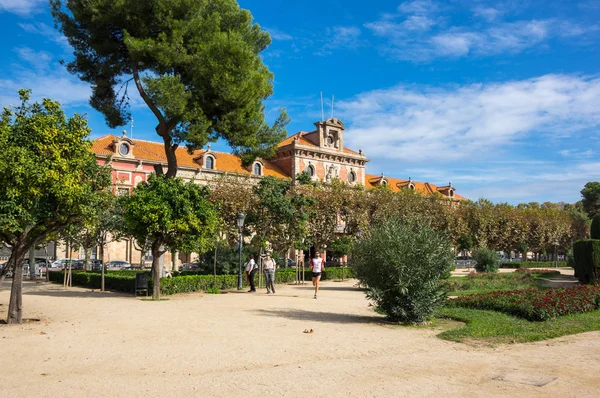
left=119, top=174, right=218, bottom=298
left=51, top=0, right=289, bottom=177
left=0, top=89, right=111, bottom=323
left=581, top=182, right=600, bottom=218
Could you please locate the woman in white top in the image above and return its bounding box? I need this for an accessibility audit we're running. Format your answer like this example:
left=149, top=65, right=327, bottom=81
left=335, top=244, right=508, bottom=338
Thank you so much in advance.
left=245, top=254, right=257, bottom=292
left=310, top=251, right=324, bottom=299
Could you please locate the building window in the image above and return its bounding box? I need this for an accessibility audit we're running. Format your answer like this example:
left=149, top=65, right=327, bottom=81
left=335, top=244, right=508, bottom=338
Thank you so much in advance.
left=253, top=163, right=262, bottom=175
left=449, top=190, right=454, bottom=197
left=205, top=156, right=214, bottom=170
left=307, top=165, right=315, bottom=177
left=119, top=143, right=130, bottom=156
left=348, top=171, right=356, bottom=183
left=409, top=184, right=415, bottom=190
left=117, top=188, right=130, bottom=196
left=381, top=179, right=388, bottom=186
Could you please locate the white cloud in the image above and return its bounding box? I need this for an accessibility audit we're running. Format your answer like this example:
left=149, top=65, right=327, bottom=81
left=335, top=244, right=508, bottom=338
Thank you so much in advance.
left=266, top=27, right=293, bottom=41
left=315, top=26, right=362, bottom=56
left=339, top=74, right=600, bottom=163
left=18, top=22, right=71, bottom=51
left=398, top=0, right=438, bottom=15
left=365, top=2, right=592, bottom=62
left=473, top=7, right=503, bottom=22
left=14, top=47, right=52, bottom=70
left=0, top=0, right=46, bottom=16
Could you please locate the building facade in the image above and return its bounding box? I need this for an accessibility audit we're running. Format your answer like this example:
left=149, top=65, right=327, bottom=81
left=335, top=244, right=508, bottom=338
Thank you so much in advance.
left=52, top=118, right=463, bottom=267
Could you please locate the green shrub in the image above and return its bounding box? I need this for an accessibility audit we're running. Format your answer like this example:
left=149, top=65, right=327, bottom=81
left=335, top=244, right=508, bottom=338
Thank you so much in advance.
left=591, top=215, right=600, bottom=239
left=500, top=261, right=568, bottom=269
left=573, top=240, right=600, bottom=284
left=352, top=219, right=454, bottom=323
left=472, top=248, right=499, bottom=273
left=48, top=270, right=144, bottom=293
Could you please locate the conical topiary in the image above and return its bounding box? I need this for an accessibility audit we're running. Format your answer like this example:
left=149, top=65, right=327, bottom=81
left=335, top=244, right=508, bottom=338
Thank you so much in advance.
left=591, top=214, right=600, bottom=240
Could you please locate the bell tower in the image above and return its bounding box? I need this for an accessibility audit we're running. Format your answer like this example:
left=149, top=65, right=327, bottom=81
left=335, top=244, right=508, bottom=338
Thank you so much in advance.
left=314, top=118, right=345, bottom=151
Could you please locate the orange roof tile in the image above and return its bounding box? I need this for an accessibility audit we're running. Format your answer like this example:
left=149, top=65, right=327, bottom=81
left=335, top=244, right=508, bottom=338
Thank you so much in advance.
left=364, top=173, right=464, bottom=200
left=92, top=135, right=289, bottom=178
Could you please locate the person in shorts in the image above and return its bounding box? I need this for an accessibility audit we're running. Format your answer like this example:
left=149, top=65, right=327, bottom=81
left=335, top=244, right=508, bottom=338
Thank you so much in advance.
left=310, top=251, right=324, bottom=299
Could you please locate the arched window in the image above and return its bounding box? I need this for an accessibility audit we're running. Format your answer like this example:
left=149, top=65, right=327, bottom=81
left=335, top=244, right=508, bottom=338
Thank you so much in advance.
left=348, top=171, right=356, bottom=183
left=449, top=190, right=455, bottom=197
left=381, top=179, right=388, bottom=186
left=409, top=184, right=415, bottom=190
left=253, top=163, right=262, bottom=175
left=307, top=164, right=315, bottom=177
left=205, top=156, right=214, bottom=170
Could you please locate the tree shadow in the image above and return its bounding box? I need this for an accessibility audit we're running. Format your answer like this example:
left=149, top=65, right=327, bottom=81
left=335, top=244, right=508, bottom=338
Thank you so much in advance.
left=541, top=274, right=579, bottom=289
left=252, top=308, right=385, bottom=325
left=292, top=285, right=364, bottom=292
left=24, top=289, right=130, bottom=299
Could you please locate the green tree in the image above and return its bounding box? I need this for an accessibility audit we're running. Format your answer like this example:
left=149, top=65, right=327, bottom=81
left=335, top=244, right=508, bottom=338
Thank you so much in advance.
left=51, top=0, right=289, bottom=177
left=119, top=175, right=218, bottom=298
left=0, top=90, right=111, bottom=324
left=581, top=182, right=600, bottom=218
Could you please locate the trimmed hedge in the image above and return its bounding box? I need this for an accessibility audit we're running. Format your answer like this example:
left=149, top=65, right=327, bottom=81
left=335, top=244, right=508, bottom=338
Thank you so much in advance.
left=500, top=261, right=568, bottom=269
left=449, top=286, right=600, bottom=321
left=591, top=215, right=600, bottom=240
left=48, top=267, right=357, bottom=296
left=573, top=240, right=600, bottom=284
left=48, top=270, right=144, bottom=293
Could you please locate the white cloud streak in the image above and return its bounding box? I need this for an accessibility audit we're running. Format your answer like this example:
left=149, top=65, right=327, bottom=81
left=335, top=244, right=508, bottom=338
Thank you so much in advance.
left=339, top=74, right=600, bottom=163
left=0, top=0, right=45, bottom=16
left=364, top=1, right=593, bottom=61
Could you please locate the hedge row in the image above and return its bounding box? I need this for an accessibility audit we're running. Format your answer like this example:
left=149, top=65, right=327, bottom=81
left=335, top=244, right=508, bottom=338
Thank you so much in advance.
left=48, top=270, right=143, bottom=293
left=48, top=267, right=357, bottom=295
left=449, top=286, right=600, bottom=321
left=573, top=240, right=600, bottom=284
left=500, top=261, right=567, bottom=269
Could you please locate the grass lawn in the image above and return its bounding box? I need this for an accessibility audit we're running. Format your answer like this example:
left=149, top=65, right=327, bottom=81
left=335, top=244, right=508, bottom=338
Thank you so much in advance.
left=444, top=271, right=559, bottom=296
left=435, top=306, right=600, bottom=344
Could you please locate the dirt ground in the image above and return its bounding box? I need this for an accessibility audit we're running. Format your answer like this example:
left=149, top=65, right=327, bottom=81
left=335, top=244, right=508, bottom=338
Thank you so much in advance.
left=1, top=276, right=599, bottom=398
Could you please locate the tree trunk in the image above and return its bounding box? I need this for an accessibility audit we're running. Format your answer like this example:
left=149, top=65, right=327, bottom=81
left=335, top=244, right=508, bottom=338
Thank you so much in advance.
left=7, top=247, right=27, bottom=324
left=160, top=132, right=179, bottom=178
left=84, top=247, right=92, bottom=271
left=151, top=238, right=165, bottom=299
left=29, top=247, right=36, bottom=281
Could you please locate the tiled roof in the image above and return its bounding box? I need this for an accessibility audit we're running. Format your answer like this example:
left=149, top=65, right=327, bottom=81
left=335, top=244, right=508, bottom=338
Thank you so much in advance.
left=278, top=131, right=363, bottom=156
left=364, top=173, right=465, bottom=200
left=92, top=135, right=289, bottom=178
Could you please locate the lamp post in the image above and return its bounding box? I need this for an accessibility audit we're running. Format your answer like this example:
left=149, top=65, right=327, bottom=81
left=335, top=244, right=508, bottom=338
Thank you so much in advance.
left=236, top=212, right=246, bottom=290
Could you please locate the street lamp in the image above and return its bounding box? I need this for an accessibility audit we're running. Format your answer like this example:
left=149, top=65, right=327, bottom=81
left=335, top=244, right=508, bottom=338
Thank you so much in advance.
left=236, top=212, right=246, bottom=290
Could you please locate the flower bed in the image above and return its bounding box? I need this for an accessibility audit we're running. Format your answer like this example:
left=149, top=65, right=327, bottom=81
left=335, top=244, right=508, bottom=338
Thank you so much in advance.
left=449, top=286, right=600, bottom=321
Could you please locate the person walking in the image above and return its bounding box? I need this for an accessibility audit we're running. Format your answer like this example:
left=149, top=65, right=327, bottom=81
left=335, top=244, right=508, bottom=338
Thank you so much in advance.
left=310, top=251, right=324, bottom=299
left=245, top=254, right=257, bottom=292
left=263, top=253, right=276, bottom=294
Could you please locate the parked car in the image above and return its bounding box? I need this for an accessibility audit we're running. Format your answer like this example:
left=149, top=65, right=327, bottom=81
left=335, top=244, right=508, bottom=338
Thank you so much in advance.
left=180, top=262, right=200, bottom=271
left=90, top=260, right=103, bottom=271
left=51, top=259, right=75, bottom=269
left=105, top=260, right=131, bottom=270
left=276, top=258, right=296, bottom=268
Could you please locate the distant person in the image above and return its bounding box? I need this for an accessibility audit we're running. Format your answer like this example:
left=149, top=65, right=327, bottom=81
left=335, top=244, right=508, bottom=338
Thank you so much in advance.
left=310, top=251, right=324, bottom=299
left=263, top=253, right=276, bottom=294
left=245, top=254, right=257, bottom=292
left=162, top=265, right=172, bottom=278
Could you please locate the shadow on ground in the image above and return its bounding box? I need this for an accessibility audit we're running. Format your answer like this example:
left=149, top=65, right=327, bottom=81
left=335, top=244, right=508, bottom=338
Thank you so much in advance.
left=292, top=285, right=364, bottom=292
left=252, top=308, right=384, bottom=324
left=24, top=289, right=129, bottom=299
left=541, top=274, right=579, bottom=289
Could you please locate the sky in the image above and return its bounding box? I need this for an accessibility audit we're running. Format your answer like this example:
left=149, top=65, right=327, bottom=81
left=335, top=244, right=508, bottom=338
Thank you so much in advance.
left=1, top=0, right=599, bottom=204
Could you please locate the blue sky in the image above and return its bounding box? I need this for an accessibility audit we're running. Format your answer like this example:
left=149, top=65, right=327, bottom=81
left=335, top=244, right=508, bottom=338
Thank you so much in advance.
left=1, top=0, right=599, bottom=204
